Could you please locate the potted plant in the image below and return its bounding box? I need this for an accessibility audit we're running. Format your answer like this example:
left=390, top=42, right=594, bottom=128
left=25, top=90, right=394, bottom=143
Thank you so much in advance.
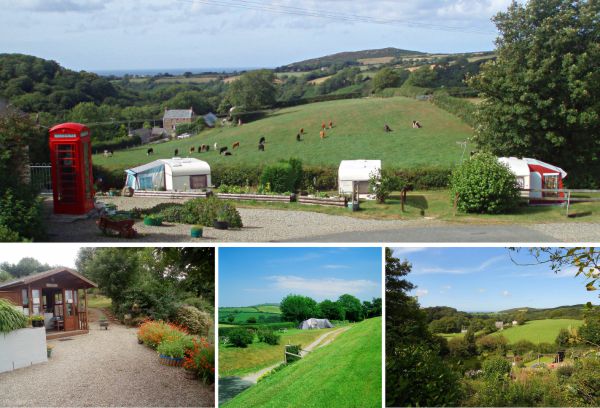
left=47, top=345, right=54, bottom=358
left=30, top=315, right=45, bottom=328
left=190, top=225, right=203, bottom=238
left=157, top=338, right=188, bottom=367
left=143, top=215, right=163, bottom=226
left=213, top=208, right=229, bottom=230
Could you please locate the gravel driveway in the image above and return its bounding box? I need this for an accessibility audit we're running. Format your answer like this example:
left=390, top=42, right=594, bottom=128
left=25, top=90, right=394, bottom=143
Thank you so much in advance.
left=0, top=317, right=214, bottom=407
left=43, top=196, right=600, bottom=242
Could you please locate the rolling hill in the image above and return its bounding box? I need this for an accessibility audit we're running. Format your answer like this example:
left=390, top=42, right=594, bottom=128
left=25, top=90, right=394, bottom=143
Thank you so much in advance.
left=491, top=319, right=583, bottom=344
left=93, top=96, right=473, bottom=172
left=223, top=317, right=382, bottom=408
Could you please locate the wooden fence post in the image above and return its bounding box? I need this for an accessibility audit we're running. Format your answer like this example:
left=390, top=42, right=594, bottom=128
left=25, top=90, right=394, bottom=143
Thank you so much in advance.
left=453, top=193, right=459, bottom=216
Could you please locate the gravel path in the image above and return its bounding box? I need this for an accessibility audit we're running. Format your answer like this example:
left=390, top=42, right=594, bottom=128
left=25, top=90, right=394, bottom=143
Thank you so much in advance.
left=43, top=196, right=600, bottom=242
left=0, top=317, right=214, bottom=407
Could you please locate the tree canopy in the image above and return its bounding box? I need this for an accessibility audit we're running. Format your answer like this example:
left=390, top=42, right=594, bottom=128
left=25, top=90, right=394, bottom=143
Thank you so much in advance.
left=469, top=0, right=600, bottom=186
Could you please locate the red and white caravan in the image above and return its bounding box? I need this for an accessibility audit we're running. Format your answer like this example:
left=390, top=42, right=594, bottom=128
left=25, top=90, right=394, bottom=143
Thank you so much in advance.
left=499, top=157, right=567, bottom=204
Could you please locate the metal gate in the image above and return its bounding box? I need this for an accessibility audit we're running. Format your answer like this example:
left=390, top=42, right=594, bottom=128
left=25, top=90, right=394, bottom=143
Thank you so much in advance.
left=29, top=163, right=52, bottom=194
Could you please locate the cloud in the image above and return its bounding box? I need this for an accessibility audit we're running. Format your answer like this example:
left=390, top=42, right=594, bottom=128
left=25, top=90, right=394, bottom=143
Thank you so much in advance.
left=266, top=275, right=379, bottom=298
left=440, top=284, right=452, bottom=294
left=267, top=252, right=322, bottom=264
left=413, top=255, right=505, bottom=275
left=14, top=0, right=108, bottom=12
left=501, top=290, right=510, bottom=297
left=392, top=248, right=427, bottom=257
left=322, top=264, right=351, bottom=269
left=416, top=289, right=429, bottom=297
left=477, top=288, right=486, bottom=293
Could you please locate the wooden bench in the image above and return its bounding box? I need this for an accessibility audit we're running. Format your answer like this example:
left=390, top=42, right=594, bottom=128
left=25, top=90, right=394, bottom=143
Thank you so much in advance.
left=99, top=320, right=109, bottom=330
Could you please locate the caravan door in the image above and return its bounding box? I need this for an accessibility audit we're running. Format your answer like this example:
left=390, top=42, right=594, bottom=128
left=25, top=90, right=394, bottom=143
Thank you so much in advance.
left=530, top=172, right=542, bottom=199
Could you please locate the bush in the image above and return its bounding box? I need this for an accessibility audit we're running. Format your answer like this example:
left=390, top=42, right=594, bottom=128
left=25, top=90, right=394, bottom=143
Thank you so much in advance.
left=182, top=297, right=214, bottom=315
left=477, top=334, right=508, bottom=354
left=512, top=339, right=536, bottom=356
left=0, top=188, right=45, bottom=241
left=450, top=152, right=521, bottom=214
left=228, top=328, right=254, bottom=348
left=0, top=299, right=28, bottom=333
left=556, top=364, right=575, bottom=379
left=155, top=197, right=243, bottom=228
left=555, top=328, right=571, bottom=347
left=260, top=162, right=295, bottom=193
left=212, top=164, right=263, bottom=187
left=432, top=91, right=477, bottom=127
left=93, top=135, right=141, bottom=153
left=246, top=316, right=257, bottom=324
left=175, top=305, right=213, bottom=336
left=258, top=330, right=280, bottom=345
left=184, top=337, right=215, bottom=384
left=156, top=335, right=194, bottom=358
left=482, top=356, right=512, bottom=381
left=137, top=320, right=189, bottom=349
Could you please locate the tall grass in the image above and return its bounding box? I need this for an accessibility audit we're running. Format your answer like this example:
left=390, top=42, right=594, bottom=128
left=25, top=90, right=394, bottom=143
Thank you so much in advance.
left=0, top=299, right=28, bottom=334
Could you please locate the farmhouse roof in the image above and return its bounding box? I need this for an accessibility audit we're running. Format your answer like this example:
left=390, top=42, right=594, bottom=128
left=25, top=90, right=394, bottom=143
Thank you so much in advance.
left=203, top=112, right=218, bottom=127
left=163, top=108, right=194, bottom=120
left=0, top=267, right=98, bottom=289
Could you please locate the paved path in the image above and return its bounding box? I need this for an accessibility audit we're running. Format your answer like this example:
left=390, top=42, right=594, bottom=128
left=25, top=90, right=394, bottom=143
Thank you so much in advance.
left=44, top=196, right=600, bottom=242
left=219, top=327, right=349, bottom=405
left=0, top=314, right=214, bottom=407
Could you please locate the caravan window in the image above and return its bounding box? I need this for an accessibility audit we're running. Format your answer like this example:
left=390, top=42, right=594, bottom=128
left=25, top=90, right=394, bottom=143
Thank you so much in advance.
left=189, top=175, right=207, bottom=189
left=516, top=176, right=525, bottom=189
left=543, top=174, right=559, bottom=197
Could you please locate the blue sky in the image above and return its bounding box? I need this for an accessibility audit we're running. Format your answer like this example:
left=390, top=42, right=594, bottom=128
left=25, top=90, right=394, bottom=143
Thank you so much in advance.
left=219, top=247, right=382, bottom=307
left=391, top=247, right=598, bottom=312
left=0, top=0, right=512, bottom=71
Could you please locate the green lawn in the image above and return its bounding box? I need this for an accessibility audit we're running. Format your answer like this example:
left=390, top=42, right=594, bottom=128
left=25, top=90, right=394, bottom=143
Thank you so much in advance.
left=219, top=305, right=282, bottom=324
left=93, top=96, right=472, bottom=171
left=86, top=294, right=112, bottom=309
left=223, top=317, right=382, bottom=408
left=219, top=328, right=337, bottom=377
left=492, top=319, right=583, bottom=344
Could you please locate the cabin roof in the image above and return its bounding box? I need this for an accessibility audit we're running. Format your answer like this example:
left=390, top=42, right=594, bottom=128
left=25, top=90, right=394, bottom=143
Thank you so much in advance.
left=0, top=267, right=98, bottom=289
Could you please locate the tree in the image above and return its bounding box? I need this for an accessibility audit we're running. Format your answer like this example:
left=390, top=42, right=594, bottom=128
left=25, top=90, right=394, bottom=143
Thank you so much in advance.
left=280, top=294, right=319, bottom=323
left=0, top=258, right=51, bottom=278
left=468, top=0, right=600, bottom=186
left=337, top=294, right=363, bottom=322
left=0, top=269, right=12, bottom=282
left=407, top=65, right=438, bottom=87
left=372, top=67, right=407, bottom=92
left=319, top=299, right=345, bottom=321
left=226, top=70, right=276, bottom=111
left=555, top=328, right=571, bottom=347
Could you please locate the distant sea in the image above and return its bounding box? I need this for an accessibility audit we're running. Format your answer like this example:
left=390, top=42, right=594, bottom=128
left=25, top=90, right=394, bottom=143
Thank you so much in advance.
left=92, top=67, right=265, bottom=77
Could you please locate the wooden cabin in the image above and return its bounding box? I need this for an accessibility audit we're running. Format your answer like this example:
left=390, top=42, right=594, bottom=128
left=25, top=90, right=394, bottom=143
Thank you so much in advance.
left=0, top=267, right=97, bottom=338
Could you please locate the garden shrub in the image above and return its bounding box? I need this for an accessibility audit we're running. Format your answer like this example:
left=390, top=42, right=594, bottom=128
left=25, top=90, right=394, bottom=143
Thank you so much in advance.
left=555, top=364, right=574, bottom=379
left=535, top=342, right=555, bottom=354
left=0, top=299, right=28, bottom=333
left=258, top=329, right=280, bottom=345
left=0, top=224, right=21, bottom=242
left=228, top=328, right=254, bottom=348
left=246, top=316, right=257, bottom=324
left=212, top=164, right=262, bottom=187
left=137, top=320, right=189, bottom=349
left=0, top=188, right=45, bottom=241
left=175, top=305, right=213, bottom=336
left=432, top=90, right=477, bottom=127
left=450, top=152, right=521, bottom=214
left=511, top=339, right=536, bottom=356
left=260, top=162, right=295, bottom=193
left=156, top=197, right=243, bottom=228
left=182, top=297, right=214, bottom=315
left=156, top=335, right=194, bottom=358
left=565, top=357, right=600, bottom=406
left=184, top=337, right=215, bottom=384
left=476, top=334, right=508, bottom=354
left=481, top=356, right=512, bottom=381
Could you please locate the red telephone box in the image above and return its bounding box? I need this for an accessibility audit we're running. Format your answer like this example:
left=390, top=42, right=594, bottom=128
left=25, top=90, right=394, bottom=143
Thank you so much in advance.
left=49, top=123, right=95, bottom=215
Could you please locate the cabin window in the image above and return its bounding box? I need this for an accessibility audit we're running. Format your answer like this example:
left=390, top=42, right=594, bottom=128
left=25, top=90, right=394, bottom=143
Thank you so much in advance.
left=54, top=292, right=64, bottom=317
left=543, top=174, right=559, bottom=197
left=21, top=289, right=29, bottom=314
left=31, top=289, right=41, bottom=315
left=189, top=175, right=207, bottom=189
left=516, top=176, right=525, bottom=189
left=65, top=290, right=74, bottom=316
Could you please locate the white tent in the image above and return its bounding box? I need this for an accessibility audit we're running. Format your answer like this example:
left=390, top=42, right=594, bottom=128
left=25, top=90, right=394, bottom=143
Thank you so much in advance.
left=338, top=160, right=381, bottom=195
left=298, top=318, right=334, bottom=330
left=125, top=158, right=211, bottom=191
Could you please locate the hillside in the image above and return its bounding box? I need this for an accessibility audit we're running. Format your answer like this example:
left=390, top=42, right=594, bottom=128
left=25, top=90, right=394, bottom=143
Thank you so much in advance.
left=223, top=317, right=382, bottom=408
left=491, top=319, right=583, bottom=344
left=93, top=96, right=473, bottom=171
left=277, top=47, right=424, bottom=71
left=219, top=304, right=282, bottom=324
left=498, top=304, right=585, bottom=320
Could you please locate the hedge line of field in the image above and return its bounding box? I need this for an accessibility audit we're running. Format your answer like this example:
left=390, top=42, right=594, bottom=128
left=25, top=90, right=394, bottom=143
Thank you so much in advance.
left=93, top=163, right=451, bottom=191
left=431, top=91, right=477, bottom=128
left=91, top=135, right=142, bottom=154
left=218, top=322, right=297, bottom=337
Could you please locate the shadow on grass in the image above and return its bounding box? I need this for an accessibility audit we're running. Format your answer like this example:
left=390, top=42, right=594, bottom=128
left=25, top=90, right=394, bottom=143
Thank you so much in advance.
left=219, top=377, right=255, bottom=406
left=405, top=195, right=429, bottom=210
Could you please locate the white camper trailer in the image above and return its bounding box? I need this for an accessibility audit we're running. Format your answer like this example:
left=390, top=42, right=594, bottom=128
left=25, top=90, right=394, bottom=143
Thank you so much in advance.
left=338, top=160, right=381, bottom=196
left=125, top=158, right=211, bottom=191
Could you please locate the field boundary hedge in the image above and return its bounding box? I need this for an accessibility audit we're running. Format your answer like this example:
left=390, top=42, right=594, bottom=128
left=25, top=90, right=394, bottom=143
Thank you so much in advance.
left=431, top=91, right=477, bottom=128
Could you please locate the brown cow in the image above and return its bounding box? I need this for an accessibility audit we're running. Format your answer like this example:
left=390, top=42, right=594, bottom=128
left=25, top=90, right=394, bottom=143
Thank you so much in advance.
left=300, top=128, right=304, bottom=134
left=189, top=146, right=195, bottom=154
left=320, top=130, right=326, bottom=139
left=232, top=141, right=240, bottom=149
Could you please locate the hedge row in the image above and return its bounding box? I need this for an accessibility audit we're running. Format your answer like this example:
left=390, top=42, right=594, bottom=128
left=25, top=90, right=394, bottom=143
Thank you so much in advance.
left=92, top=135, right=141, bottom=154
left=218, top=322, right=296, bottom=337
left=377, top=84, right=433, bottom=99
left=431, top=91, right=477, bottom=128
left=274, top=92, right=363, bottom=108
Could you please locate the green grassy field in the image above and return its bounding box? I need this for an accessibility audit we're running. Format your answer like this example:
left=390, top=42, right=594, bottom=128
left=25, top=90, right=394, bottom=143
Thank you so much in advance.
left=492, top=319, right=583, bottom=344
left=93, top=96, right=472, bottom=171
left=223, top=317, right=382, bottom=408
left=219, top=327, right=337, bottom=377
left=219, top=305, right=282, bottom=324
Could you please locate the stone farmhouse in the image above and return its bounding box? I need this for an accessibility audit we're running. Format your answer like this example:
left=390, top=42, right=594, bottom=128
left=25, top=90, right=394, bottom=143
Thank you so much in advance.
left=163, top=107, right=196, bottom=134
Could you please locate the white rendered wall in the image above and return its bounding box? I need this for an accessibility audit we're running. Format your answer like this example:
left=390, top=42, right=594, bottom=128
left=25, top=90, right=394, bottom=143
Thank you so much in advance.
left=0, top=327, right=47, bottom=373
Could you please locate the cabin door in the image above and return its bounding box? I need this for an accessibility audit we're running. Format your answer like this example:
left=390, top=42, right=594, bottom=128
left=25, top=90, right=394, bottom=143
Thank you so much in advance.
left=63, top=289, right=79, bottom=331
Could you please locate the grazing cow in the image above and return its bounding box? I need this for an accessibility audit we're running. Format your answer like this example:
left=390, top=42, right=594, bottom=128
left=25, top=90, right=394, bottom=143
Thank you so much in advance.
left=200, top=144, right=207, bottom=152
left=103, top=150, right=109, bottom=157
left=329, top=120, right=333, bottom=129
left=147, top=147, right=154, bottom=155
left=296, top=133, right=302, bottom=141
left=320, top=130, right=326, bottom=139
left=189, top=146, right=195, bottom=154
left=108, top=150, right=114, bottom=157
left=219, top=146, right=228, bottom=155
left=300, top=128, right=304, bottom=134
left=384, top=124, right=393, bottom=132
left=174, top=148, right=179, bottom=156
left=412, top=120, right=422, bottom=129
left=224, top=151, right=232, bottom=156
left=206, top=144, right=210, bottom=152
left=258, top=143, right=265, bottom=151
left=259, top=136, right=266, bottom=145
left=321, top=122, right=326, bottom=131
left=232, top=141, right=240, bottom=149
left=214, top=142, right=218, bottom=151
